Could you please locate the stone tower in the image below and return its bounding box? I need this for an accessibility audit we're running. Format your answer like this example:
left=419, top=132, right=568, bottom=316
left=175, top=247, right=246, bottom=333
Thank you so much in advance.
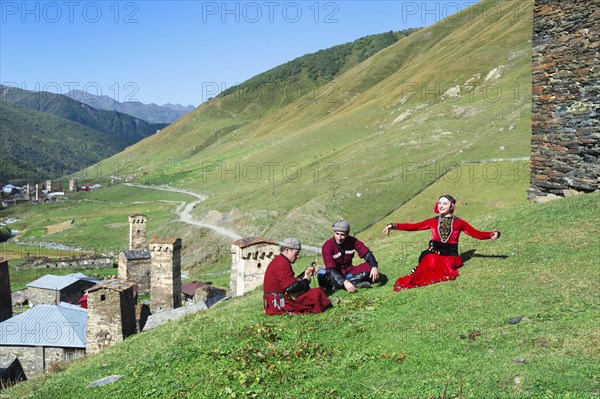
left=0, top=258, right=13, bottom=322
left=69, top=177, right=78, bottom=192
left=128, top=214, right=147, bottom=250
left=230, top=237, right=280, bottom=297
left=150, top=237, right=182, bottom=313
left=118, top=250, right=151, bottom=296
left=86, top=279, right=137, bottom=354
left=35, top=184, right=43, bottom=202
left=529, top=0, right=599, bottom=201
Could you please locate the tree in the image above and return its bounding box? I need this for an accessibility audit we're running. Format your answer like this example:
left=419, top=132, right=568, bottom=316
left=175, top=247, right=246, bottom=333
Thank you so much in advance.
left=0, top=225, right=11, bottom=242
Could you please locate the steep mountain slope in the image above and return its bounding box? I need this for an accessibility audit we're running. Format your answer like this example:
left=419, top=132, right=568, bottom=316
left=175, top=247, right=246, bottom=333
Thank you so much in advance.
left=0, top=86, right=167, bottom=145
left=0, top=102, right=138, bottom=184
left=67, top=90, right=195, bottom=124
left=91, top=0, right=533, bottom=244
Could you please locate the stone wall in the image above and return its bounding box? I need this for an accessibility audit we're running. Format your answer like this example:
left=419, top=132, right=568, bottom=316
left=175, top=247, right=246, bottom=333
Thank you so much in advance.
left=22, top=256, right=114, bottom=269
left=0, top=259, right=12, bottom=322
left=530, top=0, right=599, bottom=201
left=0, top=346, right=84, bottom=377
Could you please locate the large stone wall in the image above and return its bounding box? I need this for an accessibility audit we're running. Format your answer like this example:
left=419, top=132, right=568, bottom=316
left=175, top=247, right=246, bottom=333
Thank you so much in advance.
left=21, top=255, right=114, bottom=269
left=530, top=0, right=599, bottom=201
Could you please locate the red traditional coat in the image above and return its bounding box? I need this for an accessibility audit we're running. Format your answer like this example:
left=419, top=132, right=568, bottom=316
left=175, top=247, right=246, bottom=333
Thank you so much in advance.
left=392, top=216, right=495, bottom=290
left=321, top=236, right=371, bottom=276
left=263, top=254, right=331, bottom=315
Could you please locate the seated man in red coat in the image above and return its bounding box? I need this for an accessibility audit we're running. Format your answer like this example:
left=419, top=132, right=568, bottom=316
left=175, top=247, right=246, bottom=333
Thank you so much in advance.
left=263, top=237, right=332, bottom=315
left=318, top=220, right=385, bottom=293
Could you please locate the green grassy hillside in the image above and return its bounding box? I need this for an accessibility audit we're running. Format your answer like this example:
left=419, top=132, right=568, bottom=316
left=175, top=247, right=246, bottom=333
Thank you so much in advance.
left=5, top=190, right=598, bottom=398
left=87, top=0, right=533, bottom=247
left=0, top=102, right=140, bottom=184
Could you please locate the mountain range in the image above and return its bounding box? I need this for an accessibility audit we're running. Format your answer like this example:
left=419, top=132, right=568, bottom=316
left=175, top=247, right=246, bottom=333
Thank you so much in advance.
left=67, top=90, right=195, bottom=124
left=0, top=86, right=168, bottom=184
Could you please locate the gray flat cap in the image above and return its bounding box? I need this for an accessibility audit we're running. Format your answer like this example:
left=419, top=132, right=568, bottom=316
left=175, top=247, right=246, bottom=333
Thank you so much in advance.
left=282, top=237, right=301, bottom=250
left=332, top=220, right=350, bottom=232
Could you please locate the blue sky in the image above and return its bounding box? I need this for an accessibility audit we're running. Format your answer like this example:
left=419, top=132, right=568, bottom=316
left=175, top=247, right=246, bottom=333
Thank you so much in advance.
left=1, top=1, right=481, bottom=106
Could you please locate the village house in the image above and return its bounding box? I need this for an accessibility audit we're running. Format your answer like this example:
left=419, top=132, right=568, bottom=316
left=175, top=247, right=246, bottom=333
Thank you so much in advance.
left=26, top=273, right=99, bottom=306
left=181, top=281, right=227, bottom=306
left=0, top=302, right=87, bottom=377
left=86, top=279, right=137, bottom=354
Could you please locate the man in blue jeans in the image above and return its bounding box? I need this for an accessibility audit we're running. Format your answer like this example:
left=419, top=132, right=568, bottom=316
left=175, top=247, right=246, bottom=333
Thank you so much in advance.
left=318, top=220, right=385, bottom=292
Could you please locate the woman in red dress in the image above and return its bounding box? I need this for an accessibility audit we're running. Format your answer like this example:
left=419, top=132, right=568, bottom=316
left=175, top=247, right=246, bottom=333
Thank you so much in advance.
left=383, top=195, right=500, bottom=291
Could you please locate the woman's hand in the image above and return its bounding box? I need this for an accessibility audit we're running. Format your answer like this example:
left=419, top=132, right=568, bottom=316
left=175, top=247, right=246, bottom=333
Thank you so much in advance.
left=491, top=230, right=501, bottom=240
left=383, top=223, right=394, bottom=236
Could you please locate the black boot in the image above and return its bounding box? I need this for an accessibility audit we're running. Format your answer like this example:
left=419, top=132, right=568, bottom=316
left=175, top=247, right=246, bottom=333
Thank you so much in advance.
left=375, top=273, right=388, bottom=287
left=347, top=272, right=371, bottom=288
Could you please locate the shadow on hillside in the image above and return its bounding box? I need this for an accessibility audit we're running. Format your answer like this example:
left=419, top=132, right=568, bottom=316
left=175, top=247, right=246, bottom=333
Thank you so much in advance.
left=461, top=249, right=509, bottom=263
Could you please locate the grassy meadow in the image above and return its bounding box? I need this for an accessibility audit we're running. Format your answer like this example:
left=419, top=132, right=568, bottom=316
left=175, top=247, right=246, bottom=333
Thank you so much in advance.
left=3, top=185, right=598, bottom=398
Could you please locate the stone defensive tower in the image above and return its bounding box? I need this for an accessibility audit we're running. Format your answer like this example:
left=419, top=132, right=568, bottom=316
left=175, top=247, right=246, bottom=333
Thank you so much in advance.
left=128, top=214, right=147, bottom=250
left=530, top=0, right=599, bottom=201
left=118, top=250, right=152, bottom=296
left=230, top=237, right=280, bottom=297
left=0, top=258, right=13, bottom=322
left=35, top=184, right=43, bottom=202
left=69, top=177, right=78, bottom=192
left=86, top=279, right=137, bottom=354
left=150, top=237, right=182, bottom=313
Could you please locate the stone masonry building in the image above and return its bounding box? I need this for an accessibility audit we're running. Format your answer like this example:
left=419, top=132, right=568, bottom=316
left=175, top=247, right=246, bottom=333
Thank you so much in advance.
left=150, top=237, right=182, bottom=313
left=86, top=279, right=137, bottom=355
left=129, top=214, right=147, bottom=250
left=118, top=214, right=151, bottom=295
left=230, top=237, right=280, bottom=297
left=530, top=0, right=599, bottom=201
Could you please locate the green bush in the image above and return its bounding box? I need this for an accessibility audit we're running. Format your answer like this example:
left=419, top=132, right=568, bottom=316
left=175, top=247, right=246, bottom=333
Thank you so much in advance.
left=0, top=225, right=12, bottom=242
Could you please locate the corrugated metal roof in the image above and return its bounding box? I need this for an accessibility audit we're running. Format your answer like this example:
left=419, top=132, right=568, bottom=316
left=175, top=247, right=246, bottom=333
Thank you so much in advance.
left=0, top=302, right=87, bottom=348
left=27, top=273, right=99, bottom=290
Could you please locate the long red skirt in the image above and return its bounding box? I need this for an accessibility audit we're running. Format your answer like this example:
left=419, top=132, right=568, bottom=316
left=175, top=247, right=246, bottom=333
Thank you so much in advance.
left=264, top=288, right=332, bottom=315
left=393, top=254, right=463, bottom=291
